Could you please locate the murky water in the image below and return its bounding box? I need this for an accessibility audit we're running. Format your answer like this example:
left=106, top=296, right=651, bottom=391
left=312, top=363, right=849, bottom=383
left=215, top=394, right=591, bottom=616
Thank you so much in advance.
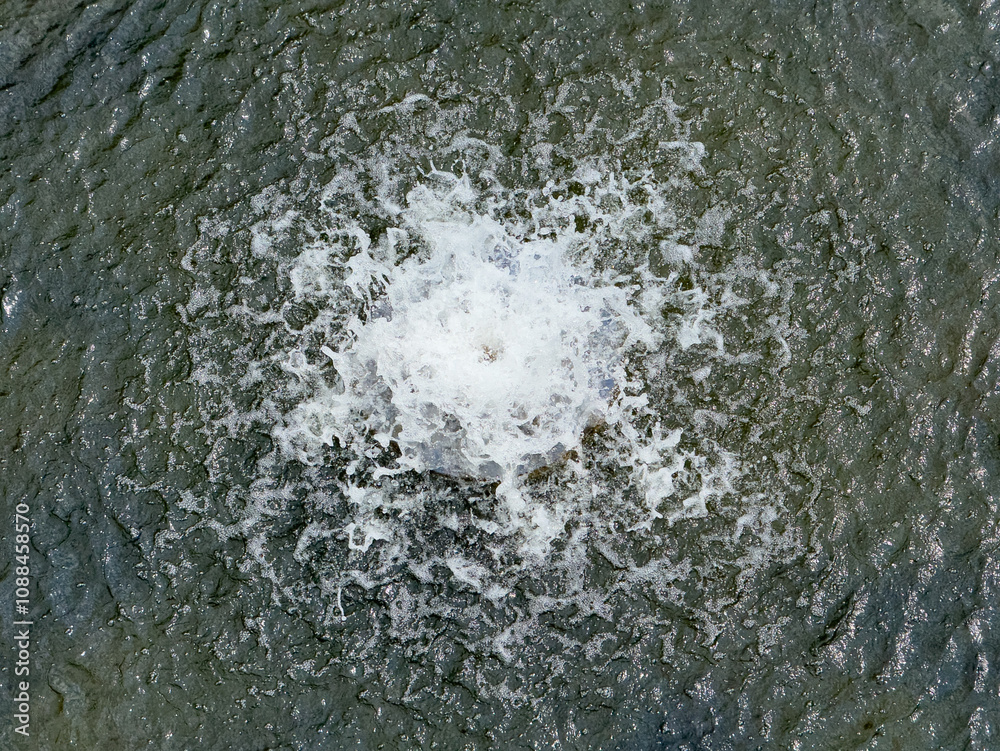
left=3, top=1, right=1000, bottom=749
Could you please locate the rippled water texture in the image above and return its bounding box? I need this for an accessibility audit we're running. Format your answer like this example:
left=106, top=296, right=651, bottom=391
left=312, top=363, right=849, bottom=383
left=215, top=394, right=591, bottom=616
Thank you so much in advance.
left=3, top=1, right=1000, bottom=749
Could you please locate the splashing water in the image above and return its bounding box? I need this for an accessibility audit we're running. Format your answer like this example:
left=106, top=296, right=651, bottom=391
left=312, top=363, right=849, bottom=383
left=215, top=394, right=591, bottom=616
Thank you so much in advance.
left=302, top=174, right=655, bottom=513
left=270, top=164, right=740, bottom=552
left=163, top=85, right=807, bottom=751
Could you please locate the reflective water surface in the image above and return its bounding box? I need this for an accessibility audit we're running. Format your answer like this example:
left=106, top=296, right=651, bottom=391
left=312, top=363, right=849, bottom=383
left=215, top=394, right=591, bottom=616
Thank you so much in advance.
left=2, top=1, right=1000, bottom=749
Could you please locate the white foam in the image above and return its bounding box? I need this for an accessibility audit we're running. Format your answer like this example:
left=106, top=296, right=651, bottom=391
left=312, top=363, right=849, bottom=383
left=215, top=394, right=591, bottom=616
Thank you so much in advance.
left=278, top=174, right=660, bottom=507
left=244, top=146, right=787, bottom=588
left=171, top=85, right=808, bottom=675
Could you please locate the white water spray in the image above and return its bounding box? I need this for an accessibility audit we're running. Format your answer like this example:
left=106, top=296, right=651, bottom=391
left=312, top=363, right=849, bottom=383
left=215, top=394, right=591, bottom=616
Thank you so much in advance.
left=281, top=173, right=659, bottom=519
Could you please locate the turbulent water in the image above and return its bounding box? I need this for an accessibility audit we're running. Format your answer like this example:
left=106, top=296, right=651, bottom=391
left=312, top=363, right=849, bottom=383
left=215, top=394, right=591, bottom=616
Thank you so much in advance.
left=3, top=1, right=1000, bottom=749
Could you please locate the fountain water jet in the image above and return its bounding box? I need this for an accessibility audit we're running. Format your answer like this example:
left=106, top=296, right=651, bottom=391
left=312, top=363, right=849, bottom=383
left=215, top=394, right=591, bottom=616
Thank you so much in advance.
left=287, top=173, right=656, bottom=520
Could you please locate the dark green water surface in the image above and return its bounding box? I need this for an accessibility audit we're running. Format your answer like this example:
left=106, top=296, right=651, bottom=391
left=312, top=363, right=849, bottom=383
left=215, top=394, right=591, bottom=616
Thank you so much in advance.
left=3, top=1, right=1000, bottom=749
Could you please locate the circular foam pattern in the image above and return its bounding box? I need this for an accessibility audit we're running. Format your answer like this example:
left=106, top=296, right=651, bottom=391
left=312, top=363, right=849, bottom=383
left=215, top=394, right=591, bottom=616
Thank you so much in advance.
left=324, top=178, right=654, bottom=482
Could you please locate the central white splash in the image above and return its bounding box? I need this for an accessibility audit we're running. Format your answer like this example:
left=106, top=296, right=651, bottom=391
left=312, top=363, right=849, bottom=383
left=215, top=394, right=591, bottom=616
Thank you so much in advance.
left=315, top=174, right=654, bottom=492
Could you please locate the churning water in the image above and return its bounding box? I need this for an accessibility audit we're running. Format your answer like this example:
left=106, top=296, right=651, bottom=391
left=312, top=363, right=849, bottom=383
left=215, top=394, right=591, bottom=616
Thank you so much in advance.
left=4, top=1, right=1000, bottom=749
